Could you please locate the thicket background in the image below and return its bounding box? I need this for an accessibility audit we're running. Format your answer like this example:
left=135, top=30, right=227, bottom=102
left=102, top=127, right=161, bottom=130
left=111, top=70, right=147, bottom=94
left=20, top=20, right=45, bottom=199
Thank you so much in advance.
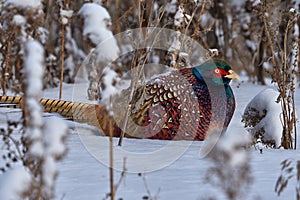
left=1, top=0, right=299, bottom=94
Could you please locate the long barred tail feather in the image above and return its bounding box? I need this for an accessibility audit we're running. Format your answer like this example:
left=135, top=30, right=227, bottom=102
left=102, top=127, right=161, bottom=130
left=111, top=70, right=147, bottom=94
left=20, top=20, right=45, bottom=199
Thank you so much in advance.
left=0, top=96, right=117, bottom=136
left=0, top=96, right=22, bottom=109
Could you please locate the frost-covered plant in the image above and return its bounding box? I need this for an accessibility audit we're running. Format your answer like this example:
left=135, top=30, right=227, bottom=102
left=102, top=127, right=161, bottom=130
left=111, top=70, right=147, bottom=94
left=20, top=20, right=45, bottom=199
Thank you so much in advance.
left=0, top=0, right=87, bottom=92
left=0, top=40, right=68, bottom=200
left=242, top=88, right=282, bottom=148
left=43, top=0, right=80, bottom=89
left=253, top=0, right=298, bottom=149
left=0, top=120, right=22, bottom=173
left=0, top=0, right=45, bottom=94
left=22, top=40, right=68, bottom=199
left=230, top=0, right=267, bottom=84
left=79, top=2, right=120, bottom=101
left=204, top=132, right=252, bottom=200
left=275, top=159, right=300, bottom=200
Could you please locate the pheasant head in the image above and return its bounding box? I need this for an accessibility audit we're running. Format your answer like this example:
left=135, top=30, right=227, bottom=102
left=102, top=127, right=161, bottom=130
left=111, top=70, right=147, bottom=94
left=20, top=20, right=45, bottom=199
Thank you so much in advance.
left=193, top=60, right=240, bottom=86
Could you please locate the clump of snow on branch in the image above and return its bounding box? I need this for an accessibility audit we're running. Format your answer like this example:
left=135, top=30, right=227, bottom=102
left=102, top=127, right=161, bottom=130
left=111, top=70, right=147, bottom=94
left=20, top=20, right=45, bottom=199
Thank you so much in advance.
left=42, top=117, right=68, bottom=194
left=207, top=48, right=219, bottom=58
left=60, top=8, right=73, bottom=25
left=174, top=6, right=185, bottom=27
left=174, top=5, right=191, bottom=28
left=79, top=3, right=119, bottom=62
left=12, top=14, right=26, bottom=26
left=79, top=2, right=120, bottom=106
left=94, top=38, right=120, bottom=64
left=25, top=40, right=68, bottom=198
left=168, top=5, right=193, bottom=68
left=78, top=3, right=113, bottom=46
left=11, top=14, right=28, bottom=43
left=243, top=88, right=282, bottom=147
left=251, top=0, right=261, bottom=7
left=24, top=40, right=45, bottom=158
left=99, top=67, right=121, bottom=111
left=4, top=0, right=42, bottom=8
left=168, top=31, right=182, bottom=67
left=0, top=167, right=31, bottom=200
left=24, top=41, right=44, bottom=97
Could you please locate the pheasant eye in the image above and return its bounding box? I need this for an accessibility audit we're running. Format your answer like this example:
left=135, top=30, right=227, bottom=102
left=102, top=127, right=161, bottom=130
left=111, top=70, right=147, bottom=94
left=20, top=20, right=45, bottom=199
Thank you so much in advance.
left=214, top=69, right=220, bottom=74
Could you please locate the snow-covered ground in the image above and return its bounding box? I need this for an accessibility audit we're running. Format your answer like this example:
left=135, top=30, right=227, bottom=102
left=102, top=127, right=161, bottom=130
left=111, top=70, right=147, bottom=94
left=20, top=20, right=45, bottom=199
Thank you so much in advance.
left=1, top=79, right=300, bottom=200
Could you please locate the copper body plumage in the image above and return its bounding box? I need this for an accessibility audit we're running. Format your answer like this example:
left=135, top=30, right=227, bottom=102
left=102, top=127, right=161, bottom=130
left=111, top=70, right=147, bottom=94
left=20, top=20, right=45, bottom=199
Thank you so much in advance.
left=0, top=60, right=239, bottom=141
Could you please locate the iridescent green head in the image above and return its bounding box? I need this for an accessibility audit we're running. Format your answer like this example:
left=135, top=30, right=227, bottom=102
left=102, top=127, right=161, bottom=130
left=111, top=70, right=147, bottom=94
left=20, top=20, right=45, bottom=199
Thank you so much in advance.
left=192, top=60, right=240, bottom=85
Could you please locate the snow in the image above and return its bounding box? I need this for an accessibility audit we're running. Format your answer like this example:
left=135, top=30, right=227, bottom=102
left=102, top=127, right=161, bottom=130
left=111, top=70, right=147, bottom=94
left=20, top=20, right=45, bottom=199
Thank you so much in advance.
left=243, top=88, right=283, bottom=147
left=38, top=27, right=49, bottom=45
left=209, top=48, right=219, bottom=56
left=54, top=81, right=300, bottom=199
left=43, top=156, right=57, bottom=190
left=0, top=79, right=300, bottom=199
left=94, top=36, right=120, bottom=64
left=12, top=14, right=26, bottom=26
left=174, top=6, right=184, bottom=27
left=290, top=8, right=296, bottom=13
left=60, top=9, right=73, bottom=25
left=24, top=40, right=44, bottom=97
left=60, top=9, right=73, bottom=18
left=44, top=117, right=68, bottom=157
left=99, top=67, right=121, bottom=108
left=24, top=40, right=45, bottom=156
left=78, top=3, right=112, bottom=45
left=5, top=0, right=42, bottom=8
left=0, top=166, right=31, bottom=200
left=251, top=0, right=261, bottom=7
left=42, top=117, right=68, bottom=195
left=78, top=3, right=120, bottom=104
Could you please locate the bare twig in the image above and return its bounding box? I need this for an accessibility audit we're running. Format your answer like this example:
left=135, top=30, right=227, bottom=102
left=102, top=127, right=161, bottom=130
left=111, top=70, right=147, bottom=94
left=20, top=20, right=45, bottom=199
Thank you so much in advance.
left=142, top=173, right=160, bottom=200
left=3, top=40, right=11, bottom=96
left=109, top=115, right=114, bottom=200
left=59, top=1, right=66, bottom=100
left=261, top=2, right=297, bottom=149
left=118, top=0, right=161, bottom=146
left=114, top=157, right=127, bottom=192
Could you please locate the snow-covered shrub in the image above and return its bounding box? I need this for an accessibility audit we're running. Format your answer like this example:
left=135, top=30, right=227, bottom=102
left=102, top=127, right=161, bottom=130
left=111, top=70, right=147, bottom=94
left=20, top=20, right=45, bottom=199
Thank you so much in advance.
left=242, top=88, right=282, bottom=148
left=0, top=0, right=45, bottom=94
left=253, top=0, right=298, bottom=149
left=79, top=3, right=113, bottom=47
left=0, top=40, right=68, bottom=199
left=204, top=131, right=252, bottom=200
left=79, top=2, right=120, bottom=102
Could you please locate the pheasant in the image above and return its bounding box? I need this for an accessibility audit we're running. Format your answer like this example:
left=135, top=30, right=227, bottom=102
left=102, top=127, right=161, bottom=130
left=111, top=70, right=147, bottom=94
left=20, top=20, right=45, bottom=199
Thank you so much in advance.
left=0, top=60, right=239, bottom=140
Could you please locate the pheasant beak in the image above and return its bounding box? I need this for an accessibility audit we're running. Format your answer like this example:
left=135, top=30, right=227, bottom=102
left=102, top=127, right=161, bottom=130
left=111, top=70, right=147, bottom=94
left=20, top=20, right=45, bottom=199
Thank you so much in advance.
left=225, top=70, right=240, bottom=81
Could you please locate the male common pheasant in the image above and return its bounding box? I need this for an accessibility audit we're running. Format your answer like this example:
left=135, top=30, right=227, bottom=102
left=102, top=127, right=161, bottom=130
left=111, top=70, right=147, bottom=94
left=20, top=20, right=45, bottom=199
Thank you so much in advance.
left=0, top=60, right=239, bottom=140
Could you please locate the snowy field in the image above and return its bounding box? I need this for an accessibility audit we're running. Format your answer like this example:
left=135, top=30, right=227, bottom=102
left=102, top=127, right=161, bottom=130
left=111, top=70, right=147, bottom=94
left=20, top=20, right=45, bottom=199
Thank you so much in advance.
left=1, top=79, right=300, bottom=200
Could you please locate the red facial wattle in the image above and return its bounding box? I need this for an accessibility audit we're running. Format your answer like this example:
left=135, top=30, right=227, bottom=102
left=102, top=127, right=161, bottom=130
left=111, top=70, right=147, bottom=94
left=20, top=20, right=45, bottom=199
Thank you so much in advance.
left=212, top=68, right=228, bottom=79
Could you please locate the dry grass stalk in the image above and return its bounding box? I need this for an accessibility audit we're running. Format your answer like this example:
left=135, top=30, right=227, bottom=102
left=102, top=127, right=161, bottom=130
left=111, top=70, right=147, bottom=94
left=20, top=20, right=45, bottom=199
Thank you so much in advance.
left=3, top=40, right=11, bottom=96
left=260, top=0, right=297, bottom=149
left=118, top=0, right=166, bottom=146
left=109, top=117, right=114, bottom=200
left=59, top=15, right=65, bottom=99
